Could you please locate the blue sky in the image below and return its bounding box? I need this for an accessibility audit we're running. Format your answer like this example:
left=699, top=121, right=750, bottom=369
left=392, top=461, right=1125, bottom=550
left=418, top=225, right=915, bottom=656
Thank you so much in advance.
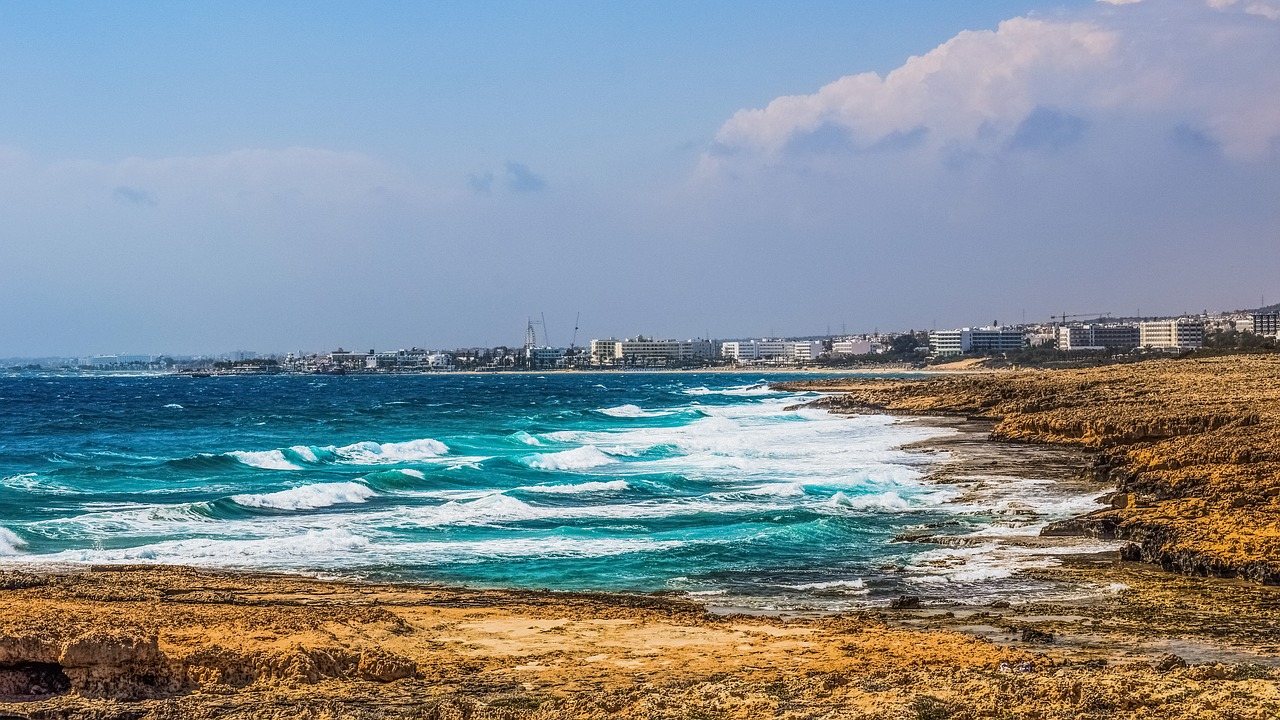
left=1, top=0, right=1277, bottom=355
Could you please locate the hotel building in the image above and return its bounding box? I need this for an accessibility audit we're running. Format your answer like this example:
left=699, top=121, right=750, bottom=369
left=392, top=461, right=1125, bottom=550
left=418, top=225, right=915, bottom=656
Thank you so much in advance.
left=1138, top=318, right=1204, bottom=349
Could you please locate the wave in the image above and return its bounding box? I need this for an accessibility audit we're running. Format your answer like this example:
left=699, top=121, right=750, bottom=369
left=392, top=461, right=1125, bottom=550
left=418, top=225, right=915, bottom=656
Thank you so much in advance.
left=826, top=490, right=914, bottom=512
left=682, top=383, right=777, bottom=397
left=824, top=483, right=961, bottom=513
left=228, top=450, right=302, bottom=471
left=0, top=527, right=26, bottom=555
left=508, top=431, right=543, bottom=446
left=331, top=438, right=448, bottom=464
left=1, top=473, right=78, bottom=496
left=516, top=480, right=630, bottom=495
left=786, top=578, right=867, bottom=594
left=163, top=403, right=184, bottom=409
left=520, top=446, right=616, bottom=471
left=597, top=404, right=674, bottom=418
left=229, top=481, right=378, bottom=511
left=743, top=482, right=807, bottom=497
left=219, top=438, right=449, bottom=470
left=0, top=529, right=684, bottom=569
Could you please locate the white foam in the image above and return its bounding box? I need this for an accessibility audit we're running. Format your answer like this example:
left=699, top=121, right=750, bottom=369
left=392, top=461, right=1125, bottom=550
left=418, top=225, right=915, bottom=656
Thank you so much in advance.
left=2, top=530, right=682, bottom=570
left=826, top=490, right=913, bottom=511
left=598, top=404, right=673, bottom=418
left=288, top=445, right=322, bottom=463
left=1, top=473, right=76, bottom=496
left=0, top=527, right=26, bottom=555
left=398, top=469, right=426, bottom=479
left=517, top=480, right=630, bottom=495
left=229, top=450, right=302, bottom=471
left=230, top=481, right=378, bottom=511
left=333, top=438, right=449, bottom=464
left=509, top=431, right=543, bottom=446
left=405, top=494, right=772, bottom=528
left=682, top=383, right=777, bottom=397
left=163, top=403, right=184, bottom=409
left=787, top=578, right=866, bottom=592
left=521, top=446, right=615, bottom=471
left=743, top=482, right=806, bottom=497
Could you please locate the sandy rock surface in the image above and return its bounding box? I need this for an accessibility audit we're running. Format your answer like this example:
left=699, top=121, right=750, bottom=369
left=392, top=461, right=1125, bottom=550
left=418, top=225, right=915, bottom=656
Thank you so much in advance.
left=0, top=565, right=1275, bottom=718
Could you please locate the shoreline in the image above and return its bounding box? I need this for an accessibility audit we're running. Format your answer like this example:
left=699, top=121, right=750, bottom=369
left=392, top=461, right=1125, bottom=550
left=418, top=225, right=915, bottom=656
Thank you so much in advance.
left=5, top=364, right=1280, bottom=715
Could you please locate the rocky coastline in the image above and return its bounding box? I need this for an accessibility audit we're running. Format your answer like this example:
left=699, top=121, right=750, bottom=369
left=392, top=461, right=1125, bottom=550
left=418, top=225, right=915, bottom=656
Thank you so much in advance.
left=5, top=356, right=1280, bottom=717
left=775, top=355, right=1280, bottom=585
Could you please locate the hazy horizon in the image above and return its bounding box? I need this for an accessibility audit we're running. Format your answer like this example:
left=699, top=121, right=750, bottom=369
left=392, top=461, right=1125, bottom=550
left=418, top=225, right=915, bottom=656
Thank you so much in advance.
left=3, top=0, right=1278, bottom=357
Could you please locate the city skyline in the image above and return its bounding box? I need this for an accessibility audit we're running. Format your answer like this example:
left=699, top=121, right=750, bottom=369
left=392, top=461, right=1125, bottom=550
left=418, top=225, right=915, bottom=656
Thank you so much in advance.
left=2, top=0, right=1278, bottom=356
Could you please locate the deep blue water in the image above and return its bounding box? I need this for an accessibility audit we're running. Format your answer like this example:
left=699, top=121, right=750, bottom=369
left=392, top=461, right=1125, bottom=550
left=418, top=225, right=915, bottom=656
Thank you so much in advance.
left=0, top=372, right=1106, bottom=609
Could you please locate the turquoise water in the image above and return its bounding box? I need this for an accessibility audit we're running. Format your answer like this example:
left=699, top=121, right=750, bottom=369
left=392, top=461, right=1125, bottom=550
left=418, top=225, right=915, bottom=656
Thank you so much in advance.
left=0, top=373, right=1107, bottom=609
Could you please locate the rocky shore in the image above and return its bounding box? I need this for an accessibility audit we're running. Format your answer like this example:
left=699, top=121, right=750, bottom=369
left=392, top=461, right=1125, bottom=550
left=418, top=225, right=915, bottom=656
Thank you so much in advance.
left=6, top=356, right=1280, bottom=718
left=776, top=355, right=1280, bottom=584
left=2, top=565, right=1280, bottom=719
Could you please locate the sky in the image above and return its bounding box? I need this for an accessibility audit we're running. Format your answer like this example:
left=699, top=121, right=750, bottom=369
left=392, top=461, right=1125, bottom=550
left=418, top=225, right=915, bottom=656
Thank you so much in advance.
left=1, top=0, right=1277, bottom=356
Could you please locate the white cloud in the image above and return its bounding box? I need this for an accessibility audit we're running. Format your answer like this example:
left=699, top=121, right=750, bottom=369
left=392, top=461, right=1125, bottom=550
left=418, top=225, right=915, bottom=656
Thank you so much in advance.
left=714, top=18, right=1116, bottom=159
left=706, top=0, right=1280, bottom=170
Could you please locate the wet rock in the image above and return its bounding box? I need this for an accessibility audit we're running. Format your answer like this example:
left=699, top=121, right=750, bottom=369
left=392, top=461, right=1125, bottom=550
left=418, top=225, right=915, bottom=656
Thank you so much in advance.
left=1153, top=653, right=1187, bottom=671
left=1020, top=627, right=1054, bottom=644
left=889, top=596, right=921, bottom=610
left=1040, top=512, right=1120, bottom=539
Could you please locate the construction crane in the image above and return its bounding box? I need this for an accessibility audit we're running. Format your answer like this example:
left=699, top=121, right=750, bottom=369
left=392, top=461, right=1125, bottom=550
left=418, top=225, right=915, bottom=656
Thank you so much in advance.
left=1052, top=312, right=1111, bottom=325
left=570, top=312, right=580, bottom=351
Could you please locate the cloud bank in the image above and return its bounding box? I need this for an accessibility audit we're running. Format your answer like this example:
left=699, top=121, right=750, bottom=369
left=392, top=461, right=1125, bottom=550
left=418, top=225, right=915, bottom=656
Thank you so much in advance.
left=705, top=0, right=1280, bottom=168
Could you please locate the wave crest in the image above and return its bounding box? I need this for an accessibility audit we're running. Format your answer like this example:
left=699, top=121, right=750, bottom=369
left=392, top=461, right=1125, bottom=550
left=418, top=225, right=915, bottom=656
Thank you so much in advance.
left=516, top=480, right=630, bottom=494
left=598, top=404, right=673, bottom=418
left=0, top=527, right=26, bottom=555
left=228, top=450, right=302, bottom=471
left=332, top=438, right=448, bottom=464
left=521, top=446, right=616, bottom=471
left=230, top=481, right=377, bottom=511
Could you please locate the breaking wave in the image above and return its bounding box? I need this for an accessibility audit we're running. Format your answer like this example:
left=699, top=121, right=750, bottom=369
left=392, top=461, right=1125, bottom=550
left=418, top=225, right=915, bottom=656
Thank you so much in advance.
left=330, top=438, right=449, bottom=464
left=520, top=446, right=616, bottom=471
left=597, top=404, right=674, bottom=418
left=228, top=450, right=302, bottom=471
left=515, top=480, right=630, bottom=494
left=0, top=527, right=26, bottom=555
left=229, top=481, right=378, bottom=511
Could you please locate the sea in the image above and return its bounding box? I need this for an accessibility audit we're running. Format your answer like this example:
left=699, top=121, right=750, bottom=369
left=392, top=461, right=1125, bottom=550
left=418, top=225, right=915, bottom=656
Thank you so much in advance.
left=0, top=372, right=1114, bottom=610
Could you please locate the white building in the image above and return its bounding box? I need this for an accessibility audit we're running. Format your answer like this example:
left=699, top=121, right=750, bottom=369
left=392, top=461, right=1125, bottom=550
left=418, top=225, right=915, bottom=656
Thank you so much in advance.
left=1250, top=312, right=1278, bottom=337
left=1058, top=324, right=1141, bottom=351
left=929, top=328, right=1027, bottom=356
left=1139, top=318, right=1204, bottom=349
left=80, top=354, right=153, bottom=367
left=789, top=340, right=825, bottom=361
left=589, top=338, right=713, bottom=366
left=526, top=346, right=566, bottom=369
left=721, top=339, right=815, bottom=362
left=831, top=339, right=882, bottom=356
